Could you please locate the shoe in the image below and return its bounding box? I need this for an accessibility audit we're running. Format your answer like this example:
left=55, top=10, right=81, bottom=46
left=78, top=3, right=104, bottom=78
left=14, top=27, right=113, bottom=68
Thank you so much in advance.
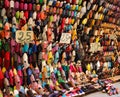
left=72, top=91, right=78, bottom=96
left=62, top=94, right=66, bottom=97
left=79, top=89, right=85, bottom=95
left=66, top=93, right=71, bottom=97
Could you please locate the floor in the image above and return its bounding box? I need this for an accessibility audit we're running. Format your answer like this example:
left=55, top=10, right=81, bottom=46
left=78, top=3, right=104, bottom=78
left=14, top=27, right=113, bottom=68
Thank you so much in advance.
left=83, top=82, right=120, bottom=97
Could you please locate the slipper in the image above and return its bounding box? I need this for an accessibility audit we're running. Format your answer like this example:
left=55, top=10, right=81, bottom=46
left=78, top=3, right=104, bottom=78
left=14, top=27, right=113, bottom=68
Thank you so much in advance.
left=4, top=0, right=10, bottom=8
left=1, top=8, right=6, bottom=17
left=12, top=17, right=17, bottom=25
left=16, top=11, right=20, bottom=19
left=23, top=3, right=28, bottom=10
left=10, top=0, right=14, bottom=8
left=28, top=11, right=33, bottom=19
left=33, top=11, right=37, bottom=20
left=65, top=4, right=70, bottom=10
left=0, top=40, right=2, bottom=50
left=11, top=25, right=17, bottom=35
left=32, top=4, right=36, bottom=11
left=56, top=1, right=61, bottom=7
left=39, top=0, right=43, bottom=4
left=47, top=51, right=53, bottom=64
left=9, top=69, right=14, bottom=86
left=0, top=69, right=4, bottom=80
left=24, top=11, right=29, bottom=20
left=15, top=1, right=19, bottom=10
left=52, top=0, right=56, bottom=7
left=5, top=51, right=10, bottom=61
left=48, top=0, right=53, bottom=6
left=20, top=0, right=25, bottom=2
left=13, top=68, right=17, bottom=76
left=36, top=4, right=40, bottom=11
left=24, top=43, right=29, bottom=53
left=62, top=94, right=66, bottom=97
left=19, top=2, right=24, bottom=10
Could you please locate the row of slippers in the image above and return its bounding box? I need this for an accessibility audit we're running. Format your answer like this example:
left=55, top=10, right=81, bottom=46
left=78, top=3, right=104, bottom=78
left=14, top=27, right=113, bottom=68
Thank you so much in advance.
left=101, top=23, right=119, bottom=29
left=0, top=0, right=119, bottom=24
left=68, top=85, right=101, bottom=96
left=0, top=1, right=119, bottom=31
left=0, top=0, right=119, bottom=56
left=0, top=1, right=103, bottom=19
left=1, top=0, right=85, bottom=10
left=104, top=1, right=120, bottom=12
left=101, top=41, right=116, bottom=46
left=1, top=12, right=119, bottom=30
left=103, top=46, right=116, bottom=52
left=0, top=85, right=97, bottom=97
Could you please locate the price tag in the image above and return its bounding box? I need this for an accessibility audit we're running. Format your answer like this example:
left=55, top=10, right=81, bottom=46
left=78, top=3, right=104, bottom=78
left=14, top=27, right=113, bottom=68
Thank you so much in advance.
left=16, top=30, right=34, bottom=43
left=89, top=43, right=95, bottom=53
left=89, top=42, right=102, bottom=53
left=60, top=33, right=71, bottom=44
